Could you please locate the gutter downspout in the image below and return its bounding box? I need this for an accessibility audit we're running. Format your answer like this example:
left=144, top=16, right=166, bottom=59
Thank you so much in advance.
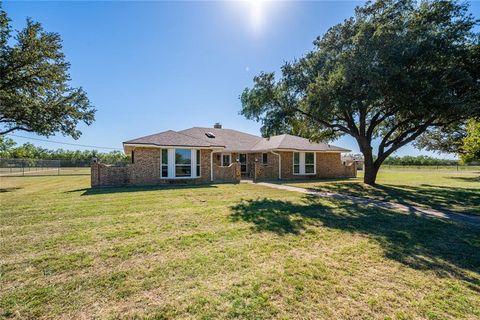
left=271, top=150, right=281, bottom=180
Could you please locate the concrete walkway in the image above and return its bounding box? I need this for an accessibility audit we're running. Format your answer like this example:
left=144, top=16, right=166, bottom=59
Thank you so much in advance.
left=256, top=182, right=480, bottom=226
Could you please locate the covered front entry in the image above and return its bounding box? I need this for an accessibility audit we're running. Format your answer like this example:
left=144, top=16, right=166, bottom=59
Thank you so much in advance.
left=239, top=153, right=248, bottom=177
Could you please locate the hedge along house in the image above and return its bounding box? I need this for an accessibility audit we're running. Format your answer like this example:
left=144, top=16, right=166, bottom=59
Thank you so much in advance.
left=91, top=123, right=357, bottom=187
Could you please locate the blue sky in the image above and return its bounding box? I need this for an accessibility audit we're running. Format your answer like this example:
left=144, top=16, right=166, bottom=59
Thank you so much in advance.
left=3, top=1, right=479, bottom=158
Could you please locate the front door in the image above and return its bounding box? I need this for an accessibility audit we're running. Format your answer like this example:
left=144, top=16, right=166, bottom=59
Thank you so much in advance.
left=239, top=154, right=247, bottom=176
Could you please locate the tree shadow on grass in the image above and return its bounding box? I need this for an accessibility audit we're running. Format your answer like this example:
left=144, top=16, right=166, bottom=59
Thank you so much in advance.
left=230, top=196, right=480, bottom=291
left=447, top=176, right=480, bottom=183
left=0, top=187, right=22, bottom=193
left=66, top=184, right=219, bottom=196
left=307, top=182, right=480, bottom=215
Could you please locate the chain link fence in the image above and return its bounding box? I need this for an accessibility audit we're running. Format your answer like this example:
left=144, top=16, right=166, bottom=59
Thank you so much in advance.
left=0, top=158, right=92, bottom=177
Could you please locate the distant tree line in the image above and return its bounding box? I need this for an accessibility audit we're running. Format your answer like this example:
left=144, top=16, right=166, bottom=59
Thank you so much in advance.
left=382, top=155, right=463, bottom=166
left=0, top=136, right=127, bottom=165
left=346, top=153, right=477, bottom=166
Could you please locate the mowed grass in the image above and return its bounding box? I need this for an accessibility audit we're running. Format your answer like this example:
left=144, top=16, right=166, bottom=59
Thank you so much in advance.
left=286, top=168, right=480, bottom=216
left=1, top=174, right=479, bottom=319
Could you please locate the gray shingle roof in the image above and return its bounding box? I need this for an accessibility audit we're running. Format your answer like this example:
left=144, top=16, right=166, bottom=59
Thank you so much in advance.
left=251, top=134, right=350, bottom=152
left=178, top=127, right=261, bottom=151
left=124, top=128, right=350, bottom=152
left=123, top=130, right=224, bottom=147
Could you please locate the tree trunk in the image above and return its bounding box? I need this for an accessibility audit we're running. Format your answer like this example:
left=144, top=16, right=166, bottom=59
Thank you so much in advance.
left=363, top=162, right=379, bottom=185
left=359, top=141, right=378, bottom=185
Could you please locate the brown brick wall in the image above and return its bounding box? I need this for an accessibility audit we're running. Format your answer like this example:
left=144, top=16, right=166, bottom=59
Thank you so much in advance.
left=91, top=148, right=355, bottom=187
left=316, top=152, right=354, bottom=178
left=91, top=163, right=128, bottom=187
left=213, top=152, right=238, bottom=166
left=127, top=147, right=161, bottom=185
left=279, top=151, right=356, bottom=180
left=246, top=153, right=256, bottom=178
left=253, top=152, right=280, bottom=181
left=212, top=162, right=240, bottom=182
left=344, top=163, right=357, bottom=177
left=92, top=147, right=213, bottom=187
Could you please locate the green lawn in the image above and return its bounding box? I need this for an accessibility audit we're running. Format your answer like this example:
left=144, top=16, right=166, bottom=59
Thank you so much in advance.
left=1, top=173, right=479, bottom=319
left=285, top=168, right=480, bottom=216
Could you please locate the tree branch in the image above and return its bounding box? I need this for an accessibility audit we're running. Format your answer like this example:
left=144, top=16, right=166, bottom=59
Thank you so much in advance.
left=375, top=119, right=435, bottom=168
left=366, top=107, right=399, bottom=140
left=292, top=106, right=356, bottom=137
left=0, top=126, right=34, bottom=135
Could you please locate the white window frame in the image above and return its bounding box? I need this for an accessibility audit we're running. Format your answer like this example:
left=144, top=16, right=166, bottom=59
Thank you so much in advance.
left=262, top=153, right=268, bottom=165
left=174, top=148, right=192, bottom=178
left=292, top=152, right=316, bottom=175
left=161, top=149, right=169, bottom=178
left=160, top=148, right=201, bottom=179
left=221, top=153, right=231, bottom=167
left=196, top=149, right=201, bottom=177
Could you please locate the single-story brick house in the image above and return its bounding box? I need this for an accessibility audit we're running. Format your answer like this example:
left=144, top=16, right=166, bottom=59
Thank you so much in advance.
left=91, top=123, right=356, bottom=187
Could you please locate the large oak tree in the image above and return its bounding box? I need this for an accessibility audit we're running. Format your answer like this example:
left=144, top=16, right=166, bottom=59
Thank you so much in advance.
left=0, top=5, right=95, bottom=139
left=240, top=0, right=479, bottom=185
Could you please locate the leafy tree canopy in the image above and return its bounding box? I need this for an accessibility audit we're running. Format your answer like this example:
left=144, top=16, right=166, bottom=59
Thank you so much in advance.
left=383, top=155, right=458, bottom=166
left=414, top=123, right=466, bottom=155
left=0, top=4, right=95, bottom=138
left=240, top=0, right=479, bottom=184
left=461, top=119, right=480, bottom=163
left=0, top=138, right=127, bottom=165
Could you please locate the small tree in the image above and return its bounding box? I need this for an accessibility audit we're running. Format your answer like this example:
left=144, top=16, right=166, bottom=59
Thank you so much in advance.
left=0, top=5, right=95, bottom=138
left=0, top=134, right=15, bottom=157
left=461, top=119, right=480, bottom=163
left=240, top=0, right=479, bottom=185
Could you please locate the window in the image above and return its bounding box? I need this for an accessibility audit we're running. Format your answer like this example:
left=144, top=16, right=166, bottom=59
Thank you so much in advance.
left=222, top=154, right=231, bottom=167
left=293, top=152, right=315, bottom=175
left=305, top=152, right=315, bottom=173
left=175, top=149, right=191, bottom=177
left=196, top=150, right=201, bottom=177
left=262, top=153, right=268, bottom=164
left=293, top=152, right=300, bottom=174
left=161, top=149, right=201, bottom=178
left=161, top=149, right=168, bottom=177
left=131, top=150, right=135, bottom=164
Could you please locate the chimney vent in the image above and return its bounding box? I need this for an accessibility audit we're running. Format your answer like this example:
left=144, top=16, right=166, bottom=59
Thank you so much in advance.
left=213, top=122, right=222, bottom=129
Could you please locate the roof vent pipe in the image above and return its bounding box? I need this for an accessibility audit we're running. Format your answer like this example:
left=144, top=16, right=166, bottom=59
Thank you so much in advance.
left=214, top=123, right=222, bottom=129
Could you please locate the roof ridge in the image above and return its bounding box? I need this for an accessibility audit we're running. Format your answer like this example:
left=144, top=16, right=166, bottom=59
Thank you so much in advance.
left=185, top=127, right=262, bottom=139
left=277, top=134, right=288, bottom=145
left=250, top=138, right=265, bottom=150
left=250, top=133, right=284, bottom=150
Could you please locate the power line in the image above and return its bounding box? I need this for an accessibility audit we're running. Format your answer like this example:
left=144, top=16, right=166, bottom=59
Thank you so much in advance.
left=5, top=133, right=122, bottom=150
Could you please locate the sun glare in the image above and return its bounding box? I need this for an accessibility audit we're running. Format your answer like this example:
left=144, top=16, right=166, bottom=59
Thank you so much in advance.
left=230, top=0, right=270, bottom=35
left=226, top=0, right=285, bottom=36
left=249, top=0, right=266, bottom=33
